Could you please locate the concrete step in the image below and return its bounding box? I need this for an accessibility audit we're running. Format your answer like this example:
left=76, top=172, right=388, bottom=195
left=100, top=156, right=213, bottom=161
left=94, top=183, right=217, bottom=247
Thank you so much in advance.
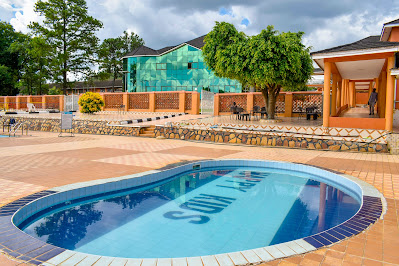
left=140, top=133, right=155, bottom=137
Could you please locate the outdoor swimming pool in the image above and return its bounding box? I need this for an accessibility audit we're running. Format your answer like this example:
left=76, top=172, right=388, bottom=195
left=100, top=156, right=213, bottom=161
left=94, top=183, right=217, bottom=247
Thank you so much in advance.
left=18, top=163, right=361, bottom=258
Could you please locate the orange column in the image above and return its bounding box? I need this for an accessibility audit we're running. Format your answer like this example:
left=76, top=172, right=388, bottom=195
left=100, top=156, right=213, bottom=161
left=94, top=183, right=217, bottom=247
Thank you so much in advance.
left=149, top=92, right=155, bottom=112
left=123, top=93, right=128, bottom=111
left=213, top=94, right=219, bottom=116
left=341, top=79, right=345, bottom=107
left=42, top=95, right=47, bottom=109
left=191, top=92, right=200, bottom=115
left=349, top=81, right=355, bottom=107
left=346, top=80, right=350, bottom=106
left=385, top=56, right=395, bottom=131
left=247, top=93, right=254, bottom=113
left=380, top=70, right=387, bottom=118
left=337, top=79, right=342, bottom=111
left=331, top=74, right=337, bottom=116
left=323, top=61, right=331, bottom=127
left=178, top=91, right=186, bottom=113
left=284, top=93, right=293, bottom=117
left=59, top=95, right=64, bottom=112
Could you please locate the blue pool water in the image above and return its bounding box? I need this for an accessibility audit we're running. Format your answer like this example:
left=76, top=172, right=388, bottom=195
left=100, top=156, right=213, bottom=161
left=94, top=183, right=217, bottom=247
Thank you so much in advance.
left=21, top=167, right=361, bottom=258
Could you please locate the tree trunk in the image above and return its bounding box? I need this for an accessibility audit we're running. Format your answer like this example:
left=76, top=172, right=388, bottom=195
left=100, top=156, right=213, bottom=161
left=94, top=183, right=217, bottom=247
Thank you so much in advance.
left=267, top=94, right=277, bottom=119
left=261, top=84, right=281, bottom=120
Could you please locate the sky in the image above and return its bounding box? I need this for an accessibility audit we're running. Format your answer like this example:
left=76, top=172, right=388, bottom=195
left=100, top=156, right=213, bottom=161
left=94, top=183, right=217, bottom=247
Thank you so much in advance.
left=1, top=0, right=399, bottom=53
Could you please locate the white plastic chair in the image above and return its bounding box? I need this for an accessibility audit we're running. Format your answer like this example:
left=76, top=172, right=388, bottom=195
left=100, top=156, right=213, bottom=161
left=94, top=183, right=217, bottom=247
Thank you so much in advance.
left=27, top=103, right=37, bottom=112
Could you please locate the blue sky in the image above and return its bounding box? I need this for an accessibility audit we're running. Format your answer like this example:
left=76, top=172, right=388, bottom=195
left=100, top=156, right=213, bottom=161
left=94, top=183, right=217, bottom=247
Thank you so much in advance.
left=1, top=0, right=399, bottom=52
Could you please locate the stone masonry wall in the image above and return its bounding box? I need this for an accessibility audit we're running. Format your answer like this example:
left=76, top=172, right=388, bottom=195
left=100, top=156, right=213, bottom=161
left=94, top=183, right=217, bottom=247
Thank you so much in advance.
left=155, top=126, right=388, bottom=153
left=6, top=116, right=140, bottom=136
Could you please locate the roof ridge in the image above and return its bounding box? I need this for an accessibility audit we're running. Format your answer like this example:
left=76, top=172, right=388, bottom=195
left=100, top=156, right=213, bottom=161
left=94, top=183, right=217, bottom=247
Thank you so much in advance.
left=384, top=18, right=399, bottom=26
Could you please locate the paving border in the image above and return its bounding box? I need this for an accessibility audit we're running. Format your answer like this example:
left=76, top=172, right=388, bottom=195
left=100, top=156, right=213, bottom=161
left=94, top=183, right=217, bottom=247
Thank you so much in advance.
left=119, top=113, right=186, bottom=125
left=0, top=160, right=385, bottom=266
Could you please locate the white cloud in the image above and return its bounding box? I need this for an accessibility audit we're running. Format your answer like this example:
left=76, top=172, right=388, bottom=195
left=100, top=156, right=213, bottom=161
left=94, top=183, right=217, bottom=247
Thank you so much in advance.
left=8, top=0, right=39, bottom=33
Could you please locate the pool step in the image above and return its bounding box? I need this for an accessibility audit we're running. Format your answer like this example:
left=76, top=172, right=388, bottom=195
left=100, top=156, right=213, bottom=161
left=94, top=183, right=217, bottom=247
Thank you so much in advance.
left=140, top=125, right=156, bottom=138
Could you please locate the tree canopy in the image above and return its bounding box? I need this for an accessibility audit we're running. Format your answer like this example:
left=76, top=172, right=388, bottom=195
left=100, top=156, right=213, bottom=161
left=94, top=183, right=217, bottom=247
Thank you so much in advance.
left=203, top=22, right=313, bottom=119
left=0, top=22, right=26, bottom=95
left=97, top=31, right=144, bottom=91
left=29, top=0, right=103, bottom=95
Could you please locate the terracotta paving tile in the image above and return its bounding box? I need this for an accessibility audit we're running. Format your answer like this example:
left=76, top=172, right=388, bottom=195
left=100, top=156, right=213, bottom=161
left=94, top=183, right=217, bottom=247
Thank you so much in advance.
left=94, top=152, right=205, bottom=168
left=282, top=256, right=302, bottom=264
left=0, top=131, right=398, bottom=265
left=45, top=147, right=143, bottom=160
left=363, top=258, right=384, bottom=266
left=0, top=161, right=151, bottom=187
left=299, top=258, right=321, bottom=266
left=156, top=146, right=241, bottom=158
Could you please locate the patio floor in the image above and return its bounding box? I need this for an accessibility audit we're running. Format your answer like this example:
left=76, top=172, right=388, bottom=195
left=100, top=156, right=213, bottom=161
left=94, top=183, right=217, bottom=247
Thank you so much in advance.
left=0, top=131, right=398, bottom=265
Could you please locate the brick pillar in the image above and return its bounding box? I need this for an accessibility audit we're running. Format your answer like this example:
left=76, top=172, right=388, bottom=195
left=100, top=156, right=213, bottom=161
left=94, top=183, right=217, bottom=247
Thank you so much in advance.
left=123, top=93, right=128, bottom=111
left=5, top=96, right=10, bottom=110
left=16, top=96, right=21, bottom=110
left=59, top=95, right=64, bottom=112
left=179, top=91, right=186, bottom=113
left=42, top=95, right=47, bottom=109
left=149, top=92, right=155, bottom=112
left=192, top=92, right=200, bottom=115
left=213, top=94, right=219, bottom=116
left=284, top=93, right=293, bottom=117
left=247, top=93, right=254, bottom=113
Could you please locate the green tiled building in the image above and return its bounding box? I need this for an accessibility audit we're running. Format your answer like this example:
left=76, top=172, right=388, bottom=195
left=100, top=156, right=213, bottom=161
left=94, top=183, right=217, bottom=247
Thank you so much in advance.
left=122, top=36, right=242, bottom=93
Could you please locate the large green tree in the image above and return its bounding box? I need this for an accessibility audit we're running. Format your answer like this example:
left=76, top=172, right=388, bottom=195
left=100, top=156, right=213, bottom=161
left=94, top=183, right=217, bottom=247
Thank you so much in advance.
left=97, top=31, right=144, bottom=91
left=203, top=22, right=313, bottom=119
left=29, top=0, right=103, bottom=95
left=10, top=36, right=51, bottom=95
left=0, top=22, right=25, bottom=95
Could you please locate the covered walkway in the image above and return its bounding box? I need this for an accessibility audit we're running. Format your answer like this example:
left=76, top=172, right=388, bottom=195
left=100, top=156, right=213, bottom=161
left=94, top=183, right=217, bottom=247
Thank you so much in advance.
left=311, top=19, right=399, bottom=131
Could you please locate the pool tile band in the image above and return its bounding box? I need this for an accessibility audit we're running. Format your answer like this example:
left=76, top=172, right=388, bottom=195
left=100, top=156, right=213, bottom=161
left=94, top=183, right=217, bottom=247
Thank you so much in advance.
left=0, top=160, right=384, bottom=266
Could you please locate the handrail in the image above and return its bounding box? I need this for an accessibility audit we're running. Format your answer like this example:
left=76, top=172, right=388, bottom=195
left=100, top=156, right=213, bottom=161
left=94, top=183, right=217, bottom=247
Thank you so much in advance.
left=8, top=122, right=28, bottom=137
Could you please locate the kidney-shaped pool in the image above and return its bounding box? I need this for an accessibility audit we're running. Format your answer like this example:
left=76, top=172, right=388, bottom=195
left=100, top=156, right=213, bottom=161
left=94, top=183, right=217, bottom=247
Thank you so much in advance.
left=16, top=162, right=362, bottom=258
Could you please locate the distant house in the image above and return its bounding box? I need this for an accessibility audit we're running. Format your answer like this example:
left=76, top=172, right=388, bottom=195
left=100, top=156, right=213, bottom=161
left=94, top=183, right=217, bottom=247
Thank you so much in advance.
left=49, top=80, right=123, bottom=94
left=122, top=36, right=242, bottom=93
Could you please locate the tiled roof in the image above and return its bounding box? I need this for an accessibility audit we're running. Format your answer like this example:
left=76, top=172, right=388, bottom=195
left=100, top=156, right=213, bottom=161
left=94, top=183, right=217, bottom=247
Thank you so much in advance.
left=124, top=46, right=159, bottom=57
left=186, top=35, right=206, bottom=49
left=157, top=46, right=177, bottom=54
left=124, top=35, right=206, bottom=57
left=384, top=18, right=399, bottom=26
left=311, top=36, right=399, bottom=55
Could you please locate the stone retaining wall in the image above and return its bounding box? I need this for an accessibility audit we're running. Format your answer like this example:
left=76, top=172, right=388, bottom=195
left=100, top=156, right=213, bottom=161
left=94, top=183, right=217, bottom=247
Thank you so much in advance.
left=6, top=116, right=140, bottom=136
left=155, top=126, right=388, bottom=153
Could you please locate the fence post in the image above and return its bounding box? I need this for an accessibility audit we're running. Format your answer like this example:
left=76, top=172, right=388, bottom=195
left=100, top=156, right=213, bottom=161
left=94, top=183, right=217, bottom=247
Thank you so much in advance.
left=16, top=96, right=21, bottom=110
left=285, top=93, right=293, bottom=117
left=179, top=91, right=186, bottom=113
left=149, top=92, right=156, bottom=112
left=5, top=96, right=10, bottom=110
left=247, top=93, right=254, bottom=113
left=42, top=95, right=47, bottom=109
left=123, top=93, right=128, bottom=111
left=58, top=95, right=64, bottom=111
left=99, top=93, right=105, bottom=111
left=213, top=94, right=220, bottom=116
left=192, top=92, right=200, bottom=115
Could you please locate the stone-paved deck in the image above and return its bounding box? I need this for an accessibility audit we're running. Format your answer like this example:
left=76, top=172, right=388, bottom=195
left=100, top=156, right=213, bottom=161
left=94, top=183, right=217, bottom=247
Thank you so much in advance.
left=0, top=131, right=398, bottom=265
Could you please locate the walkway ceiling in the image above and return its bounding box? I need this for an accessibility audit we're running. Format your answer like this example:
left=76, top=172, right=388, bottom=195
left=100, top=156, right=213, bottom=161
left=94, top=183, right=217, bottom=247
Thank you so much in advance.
left=336, top=59, right=385, bottom=79
left=355, top=81, right=371, bottom=90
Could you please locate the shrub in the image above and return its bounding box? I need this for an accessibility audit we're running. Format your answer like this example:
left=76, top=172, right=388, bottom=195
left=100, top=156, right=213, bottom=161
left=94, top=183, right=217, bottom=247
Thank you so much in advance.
left=78, top=92, right=104, bottom=113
